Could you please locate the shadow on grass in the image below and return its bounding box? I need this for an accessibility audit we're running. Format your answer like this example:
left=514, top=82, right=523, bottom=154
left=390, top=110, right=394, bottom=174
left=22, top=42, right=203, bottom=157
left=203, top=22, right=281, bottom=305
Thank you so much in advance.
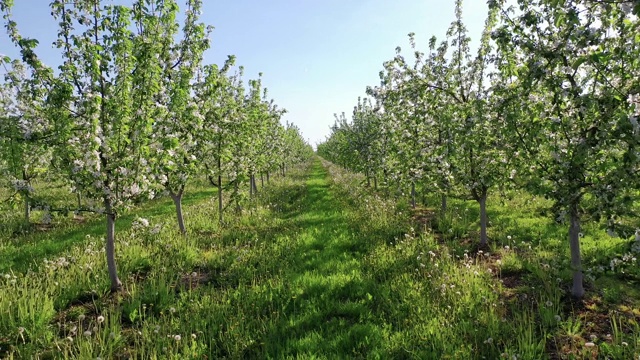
left=0, top=187, right=216, bottom=273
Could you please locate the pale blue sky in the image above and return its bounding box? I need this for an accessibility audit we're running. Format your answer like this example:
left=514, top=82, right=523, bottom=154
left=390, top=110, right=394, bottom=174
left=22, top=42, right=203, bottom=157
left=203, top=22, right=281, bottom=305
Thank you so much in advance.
left=1, top=0, right=490, bottom=147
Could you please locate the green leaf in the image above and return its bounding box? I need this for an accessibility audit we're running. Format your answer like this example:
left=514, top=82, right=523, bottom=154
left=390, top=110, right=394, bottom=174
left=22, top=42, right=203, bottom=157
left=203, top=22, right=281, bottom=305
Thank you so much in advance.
left=572, top=57, right=586, bottom=70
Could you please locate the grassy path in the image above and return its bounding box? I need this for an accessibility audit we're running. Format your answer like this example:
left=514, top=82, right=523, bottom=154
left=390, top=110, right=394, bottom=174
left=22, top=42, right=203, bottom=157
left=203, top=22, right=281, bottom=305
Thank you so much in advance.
left=262, top=158, right=382, bottom=356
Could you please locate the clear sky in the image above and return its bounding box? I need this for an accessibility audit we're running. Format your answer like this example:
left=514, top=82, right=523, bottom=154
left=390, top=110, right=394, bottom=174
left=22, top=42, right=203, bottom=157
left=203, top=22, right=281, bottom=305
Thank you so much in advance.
left=1, top=0, right=490, bottom=148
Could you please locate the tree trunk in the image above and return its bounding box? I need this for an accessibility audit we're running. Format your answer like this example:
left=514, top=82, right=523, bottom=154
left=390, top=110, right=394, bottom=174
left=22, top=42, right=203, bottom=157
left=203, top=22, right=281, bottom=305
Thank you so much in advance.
left=234, top=175, right=241, bottom=214
left=170, top=189, right=186, bottom=235
left=441, top=193, right=447, bottom=213
left=410, top=182, right=416, bottom=209
left=22, top=170, right=30, bottom=223
left=105, top=200, right=122, bottom=292
left=569, top=206, right=584, bottom=298
left=252, top=174, right=258, bottom=195
left=479, top=190, right=488, bottom=247
left=373, top=176, right=378, bottom=190
left=366, top=170, right=371, bottom=187
left=266, top=172, right=270, bottom=183
left=217, top=174, right=223, bottom=224
left=260, top=174, right=264, bottom=188
left=77, top=191, right=82, bottom=209
left=24, top=193, right=30, bottom=223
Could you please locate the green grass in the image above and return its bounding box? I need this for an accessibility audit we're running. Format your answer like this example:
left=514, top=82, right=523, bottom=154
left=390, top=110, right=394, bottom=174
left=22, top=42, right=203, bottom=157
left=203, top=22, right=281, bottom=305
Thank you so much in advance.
left=0, top=158, right=639, bottom=359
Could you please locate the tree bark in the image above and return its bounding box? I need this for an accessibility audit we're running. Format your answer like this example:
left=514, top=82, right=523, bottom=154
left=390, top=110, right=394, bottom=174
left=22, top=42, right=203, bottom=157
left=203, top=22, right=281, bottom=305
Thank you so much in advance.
left=569, top=206, right=585, bottom=298
left=24, top=193, right=30, bottom=223
left=260, top=173, right=264, bottom=188
left=479, top=190, right=488, bottom=247
left=234, top=177, right=241, bottom=214
left=105, top=200, right=122, bottom=292
left=410, top=182, right=416, bottom=209
left=217, top=174, right=223, bottom=225
left=266, top=172, right=270, bottom=183
left=22, top=170, right=30, bottom=223
left=170, top=188, right=186, bottom=235
left=252, top=174, right=258, bottom=195
left=373, top=176, right=378, bottom=190
left=441, top=193, right=447, bottom=213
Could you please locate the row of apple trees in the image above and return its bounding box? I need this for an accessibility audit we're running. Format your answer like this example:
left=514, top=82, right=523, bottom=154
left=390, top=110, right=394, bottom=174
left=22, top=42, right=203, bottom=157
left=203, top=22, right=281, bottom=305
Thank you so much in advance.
left=317, top=0, right=640, bottom=298
left=0, top=0, right=312, bottom=291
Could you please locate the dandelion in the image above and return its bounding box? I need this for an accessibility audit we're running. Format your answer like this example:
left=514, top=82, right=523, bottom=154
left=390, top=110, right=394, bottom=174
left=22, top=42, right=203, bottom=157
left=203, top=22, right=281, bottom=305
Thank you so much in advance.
left=545, top=301, right=553, bottom=307
left=484, top=337, right=494, bottom=344
left=173, top=334, right=181, bottom=341
left=589, top=334, right=597, bottom=341
left=78, top=314, right=86, bottom=321
left=169, top=307, right=176, bottom=314
left=191, top=333, right=197, bottom=339
left=622, top=341, right=628, bottom=346
left=97, top=315, right=105, bottom=324
left=66, top=336, right=74, bottom=342
left=507, top=235, right=512, bottom=240
left=83, top=330, right=92, bottom=337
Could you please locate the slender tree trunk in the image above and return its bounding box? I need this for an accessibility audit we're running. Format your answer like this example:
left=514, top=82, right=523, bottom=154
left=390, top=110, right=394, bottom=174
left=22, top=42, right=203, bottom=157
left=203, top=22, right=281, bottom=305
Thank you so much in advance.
left=217, top=139, right=223, bottom=225
left=479, top=190, right=488, bottom=247
left=77, top=191, right=82, bottom=209
left=105, top=199, right=122, bottom=292
left=266, top=172, right=270, bottom=183
left=252, top=174, right=258, bottom=194
left=170, top=188, right=186, bottom=235
left=569, top=205, right=584, bottom=298
left=373, top=176, right=378, bottom=190
left=234, top=178, right=241, bottom=214
left=411, top=182, right=416, bottom=209
left=22, top=170, right=30, bottom=223
left=24, top=193, right=30, bottom=223
left=366, top=170, right=371, bottom=187
left=217, top=174, right=223, bottom=224
left=260, top=173, right=264, bottom=188
left=441, top=193, right=447, bottom=213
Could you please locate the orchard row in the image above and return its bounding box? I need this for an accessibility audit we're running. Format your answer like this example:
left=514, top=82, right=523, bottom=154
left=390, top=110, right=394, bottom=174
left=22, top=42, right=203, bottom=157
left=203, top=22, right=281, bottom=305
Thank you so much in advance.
left=318, top=0, right=640, bottom=298
left=0, top=0, right=312, bottom=290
